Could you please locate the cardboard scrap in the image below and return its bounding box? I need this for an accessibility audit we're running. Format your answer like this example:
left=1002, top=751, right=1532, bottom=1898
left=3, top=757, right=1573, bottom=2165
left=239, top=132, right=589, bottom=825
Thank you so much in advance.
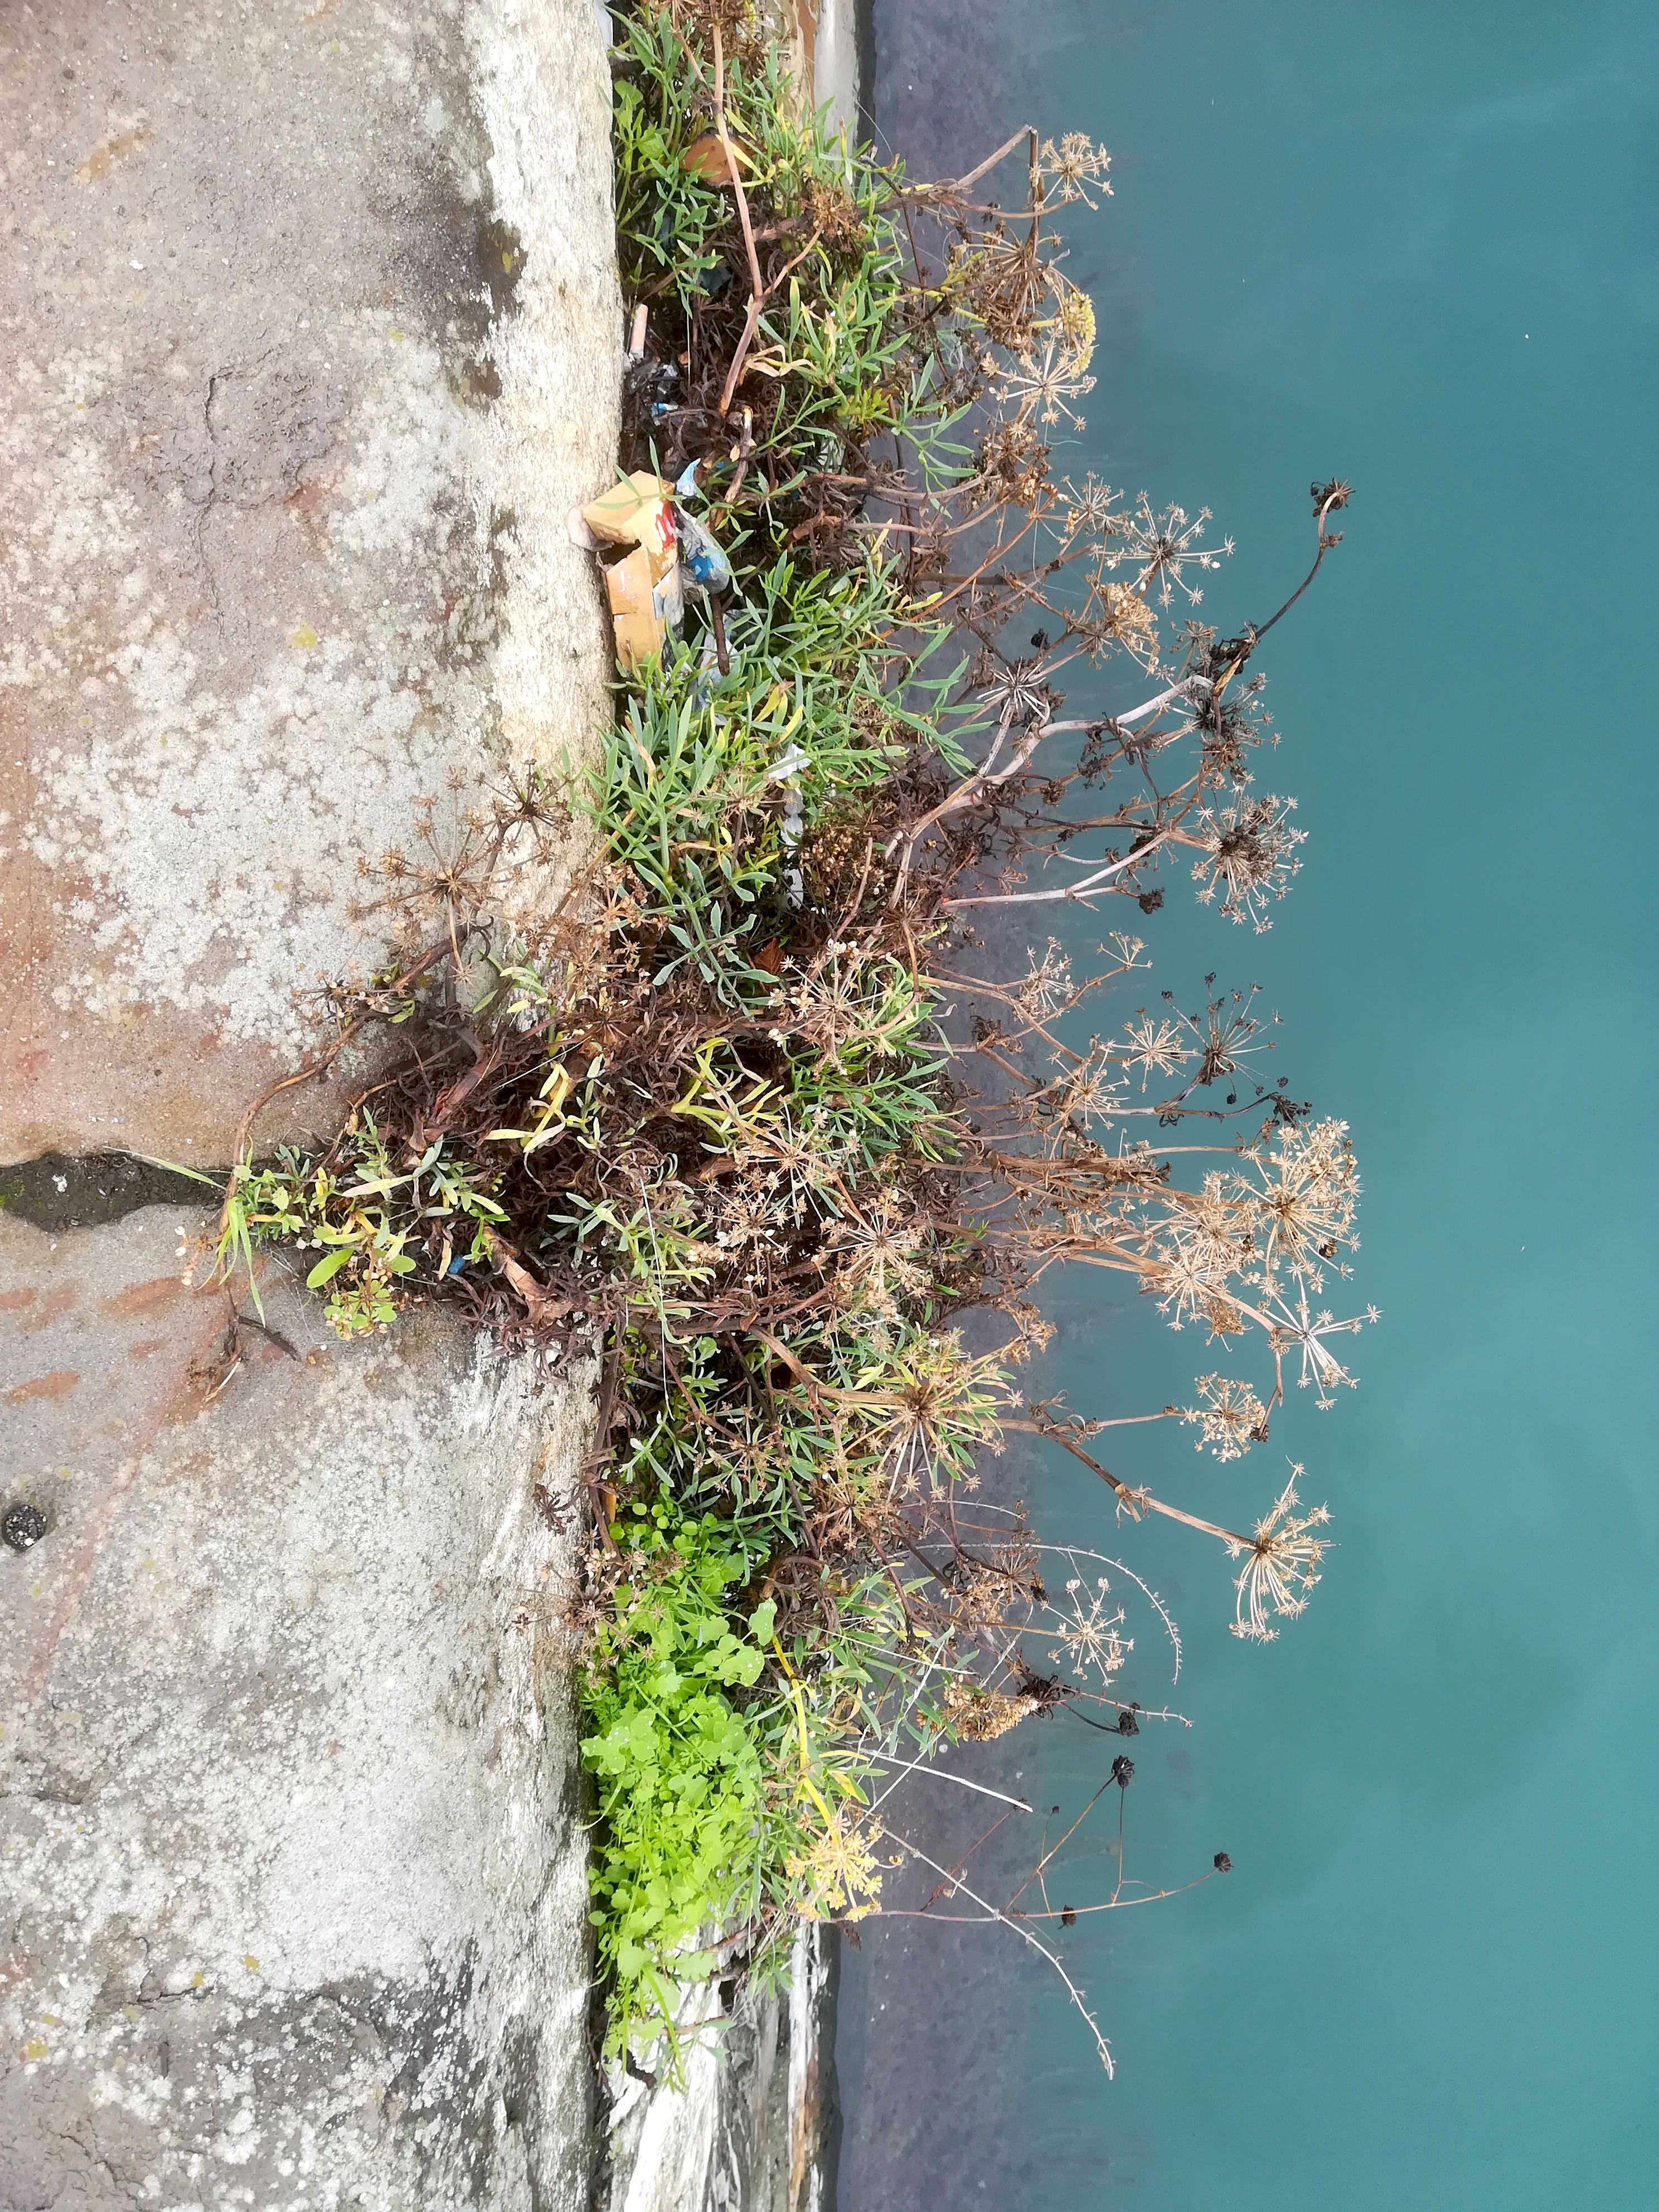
left=582, top=472, right=685, bottom=670
left=582, top=473, right=735, bottom=674
left=581, top=470, right=677, bottom=561
left=603, top=543, right=685, bottom=674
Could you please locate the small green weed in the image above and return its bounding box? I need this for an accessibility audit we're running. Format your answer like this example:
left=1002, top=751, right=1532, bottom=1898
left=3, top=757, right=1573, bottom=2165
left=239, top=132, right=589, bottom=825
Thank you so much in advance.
left=220, top=1117, right=506, bottom=1337
left=580, top=1515, right=777, bottom=2046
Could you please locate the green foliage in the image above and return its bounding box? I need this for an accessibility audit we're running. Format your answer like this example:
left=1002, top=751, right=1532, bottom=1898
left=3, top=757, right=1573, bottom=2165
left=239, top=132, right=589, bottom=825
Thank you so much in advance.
left=613, top=9, right=908, bottom=436
left=580, top=1517, right=776, bottom=2045
left=581, top=1495, right=934, bottom=2068
left=580, top=23, right=1045, bottom=2048
left=715, top=557, right=976, bottom=779
left=775, top=961, right=957, bottom=1168
left=610, top=1316, right=1007, bottom=1541
left=195, top=0, right=1364, bottom=2098
left=584, top=556, right=969, bottom=1007
left=221, top=1116, right=506, bottom=1336
left=610, top=3, right=929, bottom=566
left=590, top=685, right=783, bottom=998
left=612, top=9, right=733, bottom=308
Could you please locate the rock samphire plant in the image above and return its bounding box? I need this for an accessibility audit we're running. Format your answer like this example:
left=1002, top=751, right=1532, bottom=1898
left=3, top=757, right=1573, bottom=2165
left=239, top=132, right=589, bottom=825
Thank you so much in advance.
left=208, top=0, right=1367, bottom=2074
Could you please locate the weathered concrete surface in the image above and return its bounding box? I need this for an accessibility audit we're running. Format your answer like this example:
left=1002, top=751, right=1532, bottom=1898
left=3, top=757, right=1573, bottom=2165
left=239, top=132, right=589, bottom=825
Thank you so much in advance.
left=1, top=1, right=621, bottom=2203
left=3, top=6, right=851, bottom=2203
left=1, top=1205, right=597, bottom=2210
left=795, top=1, right=860, bottom=141
left=0, top=0, right=622, bottom=1164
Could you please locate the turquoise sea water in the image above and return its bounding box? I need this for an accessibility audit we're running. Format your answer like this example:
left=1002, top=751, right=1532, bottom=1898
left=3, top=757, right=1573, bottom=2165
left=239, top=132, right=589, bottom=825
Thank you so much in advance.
left=835, top=4, right=1659, bottom=2206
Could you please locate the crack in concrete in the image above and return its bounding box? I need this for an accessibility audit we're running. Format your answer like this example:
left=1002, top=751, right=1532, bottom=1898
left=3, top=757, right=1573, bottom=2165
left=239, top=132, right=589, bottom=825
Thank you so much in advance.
left=197, top=365, right=226, bottom=622
left=0, top=1153, right=216, bottom=1233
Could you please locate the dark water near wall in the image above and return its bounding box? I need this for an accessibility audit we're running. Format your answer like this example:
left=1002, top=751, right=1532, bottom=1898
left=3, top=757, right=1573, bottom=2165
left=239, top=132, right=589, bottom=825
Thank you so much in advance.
left=835, top=4, right=1659, bottom=2206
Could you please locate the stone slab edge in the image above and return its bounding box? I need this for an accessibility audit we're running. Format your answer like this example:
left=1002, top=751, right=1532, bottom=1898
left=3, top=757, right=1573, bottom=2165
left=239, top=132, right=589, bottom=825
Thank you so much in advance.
left=2, top=4, right=621, bottom=2207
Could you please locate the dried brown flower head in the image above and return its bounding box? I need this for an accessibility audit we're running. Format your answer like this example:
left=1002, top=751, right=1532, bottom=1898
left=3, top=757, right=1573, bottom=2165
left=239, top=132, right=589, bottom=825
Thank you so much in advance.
left=943, top=1681, right=1033, bottom=1742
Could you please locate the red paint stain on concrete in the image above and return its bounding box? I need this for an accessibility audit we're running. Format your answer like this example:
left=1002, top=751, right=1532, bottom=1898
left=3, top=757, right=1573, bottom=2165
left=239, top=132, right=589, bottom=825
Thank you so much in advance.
left=21, top=1284, right=80, bottom=1331
left=75, top=125, right=152, bottom=185
left=100, top=1275, right=183, bottom=1318
left=3, top=1369, right=80, bottom=1404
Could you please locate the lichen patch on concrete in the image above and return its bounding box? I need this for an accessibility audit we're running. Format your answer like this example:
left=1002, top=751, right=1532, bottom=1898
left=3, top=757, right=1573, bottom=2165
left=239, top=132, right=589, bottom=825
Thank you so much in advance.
left=6, top=326, right=487, bottom=1046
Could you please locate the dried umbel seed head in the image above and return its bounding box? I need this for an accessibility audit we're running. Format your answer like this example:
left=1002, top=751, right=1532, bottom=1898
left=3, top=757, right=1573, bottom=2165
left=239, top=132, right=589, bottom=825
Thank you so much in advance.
left=1036, top=132, right=1113, bottom=211
left=1214, top=1851, right=1233, bottom=1874
left=1110, top=1753, right=1134, bottom=1789
left=804, top=173, right=869, bottom=256
left=3, top=1502, right=50, bottom=1553
left=943, top=1681, right=1031, bottom=1742
left=664, top=0, right=756, bottom=50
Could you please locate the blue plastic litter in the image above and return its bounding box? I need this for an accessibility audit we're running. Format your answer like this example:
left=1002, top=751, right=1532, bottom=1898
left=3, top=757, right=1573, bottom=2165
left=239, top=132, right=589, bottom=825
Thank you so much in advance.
left=673, top=505, right=733, bottom=596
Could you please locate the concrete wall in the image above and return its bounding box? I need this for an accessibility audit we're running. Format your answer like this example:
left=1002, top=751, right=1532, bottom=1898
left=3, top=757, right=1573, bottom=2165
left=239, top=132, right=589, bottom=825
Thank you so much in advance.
left=2, top=1213, right=597, bottom=2210
left=1, top=3, right=621, bottom=2205
left=603, top=1927, right=836, bottom=2212
left=0, top=0, right=620, bottom=1162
